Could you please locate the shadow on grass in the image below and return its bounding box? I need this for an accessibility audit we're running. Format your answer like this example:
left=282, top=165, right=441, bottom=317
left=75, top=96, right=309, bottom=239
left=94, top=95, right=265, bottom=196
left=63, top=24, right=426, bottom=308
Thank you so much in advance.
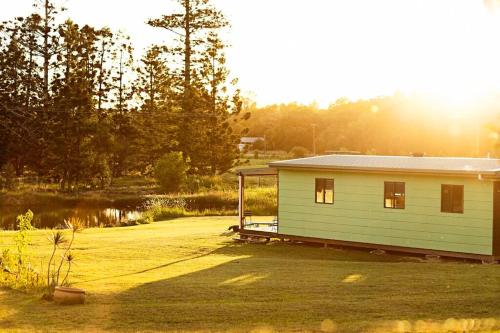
left=1, top=240, right=500, bottom=332
left=105, top=241, right=500, bottom=332
left=78, top=247, right=223, bottom=284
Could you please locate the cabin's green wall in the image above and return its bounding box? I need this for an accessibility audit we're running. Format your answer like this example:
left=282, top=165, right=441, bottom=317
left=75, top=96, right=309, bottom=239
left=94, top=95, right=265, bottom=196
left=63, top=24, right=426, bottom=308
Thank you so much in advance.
left=278, top=169, right=493, bottom=255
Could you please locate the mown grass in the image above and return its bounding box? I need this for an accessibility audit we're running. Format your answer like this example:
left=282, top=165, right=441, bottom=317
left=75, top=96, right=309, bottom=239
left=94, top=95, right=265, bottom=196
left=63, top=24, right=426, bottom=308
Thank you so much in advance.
left=1, top=216, right=499, bottom=332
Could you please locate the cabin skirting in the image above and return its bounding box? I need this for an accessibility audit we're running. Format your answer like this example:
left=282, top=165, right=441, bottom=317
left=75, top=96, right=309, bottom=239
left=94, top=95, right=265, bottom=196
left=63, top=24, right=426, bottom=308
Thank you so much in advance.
left=239, top=229, right=499, bottom=263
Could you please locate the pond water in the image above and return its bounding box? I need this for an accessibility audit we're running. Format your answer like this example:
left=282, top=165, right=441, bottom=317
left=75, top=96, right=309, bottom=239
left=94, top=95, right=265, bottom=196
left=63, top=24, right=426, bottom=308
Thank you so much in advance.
left=0, top=207, right=143, bottom=230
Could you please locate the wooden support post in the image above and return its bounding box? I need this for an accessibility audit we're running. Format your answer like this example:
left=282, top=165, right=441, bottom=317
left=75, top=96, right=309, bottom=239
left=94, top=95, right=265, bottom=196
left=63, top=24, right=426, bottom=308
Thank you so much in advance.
left=238, top=174, right=244, bottom=229
left=276, top=170, right=279, bottom=233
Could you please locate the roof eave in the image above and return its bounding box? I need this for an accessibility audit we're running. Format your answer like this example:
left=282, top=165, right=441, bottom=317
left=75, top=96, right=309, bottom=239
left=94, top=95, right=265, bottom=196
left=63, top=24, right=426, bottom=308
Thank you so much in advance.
left=269, top=163, right=500, bottom=178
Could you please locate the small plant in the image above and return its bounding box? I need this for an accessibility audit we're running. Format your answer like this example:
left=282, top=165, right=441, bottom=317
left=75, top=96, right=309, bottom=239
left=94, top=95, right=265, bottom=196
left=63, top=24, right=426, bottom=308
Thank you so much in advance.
left=61, top=252, right=75, bottom=286
left=14, top=210, right=35, bottom=268
left=46, top=230, right=66, bottom=296
left=45, top=217, right=84, bottom=299
left=140, top=197, right=188, bottom=223
left=0, top=210, right=42, bottom=291
left=0, top=249, right=14, bottom=278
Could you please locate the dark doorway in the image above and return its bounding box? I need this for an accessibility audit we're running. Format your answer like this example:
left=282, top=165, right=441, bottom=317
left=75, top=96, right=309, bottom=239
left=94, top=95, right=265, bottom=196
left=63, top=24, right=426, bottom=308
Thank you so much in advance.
left=493, top=182, right=500, bottom=256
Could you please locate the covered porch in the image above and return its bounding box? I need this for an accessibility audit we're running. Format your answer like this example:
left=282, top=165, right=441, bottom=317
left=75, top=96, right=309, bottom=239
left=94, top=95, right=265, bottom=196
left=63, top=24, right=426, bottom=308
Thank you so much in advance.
left=237, top=167, right=279, bottom=234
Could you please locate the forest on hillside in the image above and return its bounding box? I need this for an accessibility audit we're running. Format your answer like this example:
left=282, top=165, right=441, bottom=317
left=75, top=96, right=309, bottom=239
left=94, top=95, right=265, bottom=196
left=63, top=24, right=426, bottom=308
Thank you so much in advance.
left=238, top=94, right=500, bottom=158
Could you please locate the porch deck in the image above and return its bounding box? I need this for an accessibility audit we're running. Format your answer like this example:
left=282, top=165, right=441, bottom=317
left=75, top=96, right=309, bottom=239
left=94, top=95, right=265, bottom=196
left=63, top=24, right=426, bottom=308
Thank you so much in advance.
left=237, top=167, right=279, bottom=233
left=242, top=222, right=278, bottom=233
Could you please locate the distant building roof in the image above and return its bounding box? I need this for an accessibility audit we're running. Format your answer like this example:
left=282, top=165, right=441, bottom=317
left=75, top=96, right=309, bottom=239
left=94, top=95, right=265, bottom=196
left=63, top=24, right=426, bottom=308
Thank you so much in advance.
left=324, top=150, right=362, bottom=155
left=269, top=155, right=500, bottom=176
left=240, top=137, right=264, bottom=144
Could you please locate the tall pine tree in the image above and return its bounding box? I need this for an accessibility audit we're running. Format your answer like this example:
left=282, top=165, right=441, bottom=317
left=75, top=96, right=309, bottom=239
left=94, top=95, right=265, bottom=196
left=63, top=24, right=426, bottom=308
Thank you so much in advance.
left=49, top=20, right=99, bottom=189
left=195, top=31, right=241, bottom=174
left=134, top=45, right=177, bottom=173
left=147, top=0, right=229, bottom=170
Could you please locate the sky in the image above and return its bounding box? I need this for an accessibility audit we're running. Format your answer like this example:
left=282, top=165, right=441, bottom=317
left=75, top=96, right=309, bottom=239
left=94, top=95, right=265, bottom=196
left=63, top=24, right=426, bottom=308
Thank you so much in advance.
left=3, top=0, right=500, bottom=107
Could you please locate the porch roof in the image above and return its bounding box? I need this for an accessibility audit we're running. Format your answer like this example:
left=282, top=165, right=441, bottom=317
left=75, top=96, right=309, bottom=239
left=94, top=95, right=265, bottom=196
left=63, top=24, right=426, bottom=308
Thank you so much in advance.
left=237, top=167, right=277, bottom=176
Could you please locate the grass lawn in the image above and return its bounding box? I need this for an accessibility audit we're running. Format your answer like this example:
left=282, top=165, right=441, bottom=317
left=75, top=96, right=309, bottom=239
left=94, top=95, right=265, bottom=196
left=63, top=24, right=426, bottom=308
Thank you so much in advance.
left=1, top=217, right=500, bottom=332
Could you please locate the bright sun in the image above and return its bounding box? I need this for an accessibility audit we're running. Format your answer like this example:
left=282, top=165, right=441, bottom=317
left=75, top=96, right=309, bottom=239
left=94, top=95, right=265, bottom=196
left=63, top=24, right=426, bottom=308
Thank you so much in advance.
left=386, top=0, right=500, bottom=112
left=219, top=0, right=500, bottom=107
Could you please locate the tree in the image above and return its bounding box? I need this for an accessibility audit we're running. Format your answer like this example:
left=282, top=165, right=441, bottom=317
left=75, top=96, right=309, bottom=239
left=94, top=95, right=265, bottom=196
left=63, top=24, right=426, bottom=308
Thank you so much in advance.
left=108, top=31, right=136, bottom=177
left=154, top=152, right=188, bottom=192
left=195, top=31, right=241, bottom=174
left=289, top=146, right=309, bottom=158
left=134, top=45, right=178, bottom=173
left=29, top=0, right=65, bottom=178
left=0, top=0, right=66, bottom=179
left=0, top=17, right=43, bottom=176
left=49, top=20, right=99, bottom=190
left=147, top=0, right=229, bottom=163
left=0, top=0, right=247, bottom=188
left=33, top=0, right=64, bottom=107
left=95, top=27, right=114, bottom=115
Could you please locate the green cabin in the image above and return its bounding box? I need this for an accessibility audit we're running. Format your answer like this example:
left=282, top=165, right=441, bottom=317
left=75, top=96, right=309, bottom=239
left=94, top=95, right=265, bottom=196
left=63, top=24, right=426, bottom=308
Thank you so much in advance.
left=238, top=155, right=500, bottom=262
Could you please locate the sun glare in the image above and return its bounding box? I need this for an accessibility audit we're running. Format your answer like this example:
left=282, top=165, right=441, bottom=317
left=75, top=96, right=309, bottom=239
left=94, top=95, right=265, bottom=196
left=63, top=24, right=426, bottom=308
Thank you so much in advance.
left=218, top=0, right=500, bottom=107
left=2, top=0, right=500, bottom=106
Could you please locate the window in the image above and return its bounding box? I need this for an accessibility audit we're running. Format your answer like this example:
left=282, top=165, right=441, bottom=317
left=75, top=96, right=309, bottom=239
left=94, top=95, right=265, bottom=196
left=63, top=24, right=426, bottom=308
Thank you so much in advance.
left=441, top=185, right=464, bottom=213
left=384, top=182, right=405, bottom=209
left=315, top=178, right=334, bottom=204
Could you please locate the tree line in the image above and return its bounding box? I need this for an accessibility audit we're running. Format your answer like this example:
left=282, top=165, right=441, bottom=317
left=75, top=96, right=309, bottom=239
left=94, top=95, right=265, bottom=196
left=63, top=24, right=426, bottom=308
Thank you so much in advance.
left=0, top=0, right=244, bottom=190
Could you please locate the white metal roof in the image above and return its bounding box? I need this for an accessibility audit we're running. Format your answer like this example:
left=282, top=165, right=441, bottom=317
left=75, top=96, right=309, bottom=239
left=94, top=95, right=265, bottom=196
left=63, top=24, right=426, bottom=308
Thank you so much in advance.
left=240, top=137, right=264, bottom=144
left=269, top=155, right=500, bottom=176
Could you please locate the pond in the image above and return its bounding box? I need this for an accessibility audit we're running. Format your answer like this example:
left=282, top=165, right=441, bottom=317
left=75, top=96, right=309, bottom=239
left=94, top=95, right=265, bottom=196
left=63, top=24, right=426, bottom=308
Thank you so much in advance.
left=0, top=207, right=143, bottom=230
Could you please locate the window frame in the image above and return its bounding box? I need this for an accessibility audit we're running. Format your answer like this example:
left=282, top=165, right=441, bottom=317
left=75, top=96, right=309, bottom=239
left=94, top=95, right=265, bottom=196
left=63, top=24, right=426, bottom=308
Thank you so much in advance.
left=441, top=184, right=464, bottom=214
left=384, top=181, right=406, bottom=209
left=315, top=178, right=334, bottom=204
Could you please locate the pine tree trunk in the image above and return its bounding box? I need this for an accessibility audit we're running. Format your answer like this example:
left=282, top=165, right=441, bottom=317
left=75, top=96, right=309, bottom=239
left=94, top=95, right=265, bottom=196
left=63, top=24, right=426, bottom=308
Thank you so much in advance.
left=184, top=0, right=191, bottom=102
left=43, top=0, right=50, bottom=107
